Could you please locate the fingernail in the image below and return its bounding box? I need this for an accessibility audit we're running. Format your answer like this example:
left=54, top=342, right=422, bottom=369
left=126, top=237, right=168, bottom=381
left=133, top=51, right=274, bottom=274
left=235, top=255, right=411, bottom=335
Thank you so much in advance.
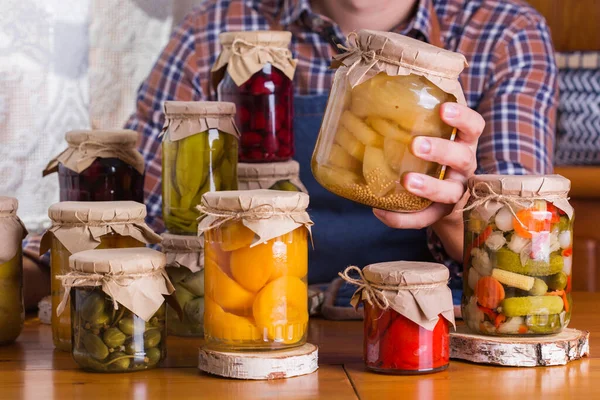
left=408, top=175, right=424, bottom=189
left=444, top=103, right=459, bottom=119
left=415, top=137, right=431, bottom=154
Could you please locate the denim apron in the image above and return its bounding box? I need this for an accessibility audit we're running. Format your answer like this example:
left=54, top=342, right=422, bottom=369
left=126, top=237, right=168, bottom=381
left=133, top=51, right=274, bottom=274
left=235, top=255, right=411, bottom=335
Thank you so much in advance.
left=293, top=94, right=434, bottom=285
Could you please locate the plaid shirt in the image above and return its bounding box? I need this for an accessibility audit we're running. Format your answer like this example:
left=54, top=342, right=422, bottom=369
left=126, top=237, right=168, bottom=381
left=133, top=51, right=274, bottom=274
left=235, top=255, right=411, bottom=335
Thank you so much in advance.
left=27, top=0, right=558, bottom=277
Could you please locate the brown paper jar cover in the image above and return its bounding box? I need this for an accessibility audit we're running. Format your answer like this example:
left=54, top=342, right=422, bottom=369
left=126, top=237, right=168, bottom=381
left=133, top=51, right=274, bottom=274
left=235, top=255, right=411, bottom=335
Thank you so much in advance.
left=161, top=233, right=204, bottom=273
left=467, top=174, right=573, bottom=222
left=197, top=189, right=313, bottom=246
left=40, top=201, right=162, bottom=255
left=351, top=261, right=455, bottom=331
left=0, top=196, right=28, bottom=264
left=162, top=101, right=239, bottom=142
left=211, top=30, right=298, bottom=88
left=43, top=129, right=145, bottom=176
left=237, top=160, right=308, bottom=193
left=57, top=248, right=173, bottom=321
left=333, top=29, right=468, bottom=104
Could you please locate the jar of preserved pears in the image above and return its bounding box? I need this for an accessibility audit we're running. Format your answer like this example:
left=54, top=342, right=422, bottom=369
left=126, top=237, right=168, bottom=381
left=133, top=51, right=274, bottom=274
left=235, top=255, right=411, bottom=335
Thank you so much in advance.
left=161, top=233, right=205, bottom=336
left=198, top=190, right=313, bottom=350
left=162, top=101, right=239, bottom=234
left=462, top=175, right=574, bottom=336
left=312, top=30, right=468, bottom=211
left=340, top=262, right=454, bottom=374
left=43, top=129, right=145, bottom=202
left=238, top=160, right=307, bottom=193
left=0, top=197, right=27, bottom=345
left=40, top=201, right=162, bottom=351
left=212, top=31, right=297, bottom=162
left=58, top=248, right=173, bottom=372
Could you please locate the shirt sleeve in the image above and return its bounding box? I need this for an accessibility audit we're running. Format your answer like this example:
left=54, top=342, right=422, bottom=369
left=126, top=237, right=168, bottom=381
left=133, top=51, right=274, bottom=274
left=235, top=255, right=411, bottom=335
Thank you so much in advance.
left=429, top=14, right=559, bottom=280
left=124, top=13, right=205, bottom=234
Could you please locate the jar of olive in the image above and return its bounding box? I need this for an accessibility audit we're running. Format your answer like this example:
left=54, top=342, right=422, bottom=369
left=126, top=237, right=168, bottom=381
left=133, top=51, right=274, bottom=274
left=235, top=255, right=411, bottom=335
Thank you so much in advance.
left=161, top=233, right=205, bottom=337
left=311, top=30, right=467, bottom=212
left=162, top=101, right=239, bottom=235
left=0, top=197, right=27, bottom=345
left=237, top=160, right=308, bottom=193
left=40, top=201, right=162, bottom=351
left=58, top=248, right=174, bottom=372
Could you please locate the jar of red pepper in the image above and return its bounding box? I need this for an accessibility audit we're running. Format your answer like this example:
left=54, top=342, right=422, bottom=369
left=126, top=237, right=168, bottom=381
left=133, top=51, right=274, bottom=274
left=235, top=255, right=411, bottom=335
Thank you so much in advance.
left=340, top=262, right=455, bottom=375
left=212, top=31, right=297, bottom=163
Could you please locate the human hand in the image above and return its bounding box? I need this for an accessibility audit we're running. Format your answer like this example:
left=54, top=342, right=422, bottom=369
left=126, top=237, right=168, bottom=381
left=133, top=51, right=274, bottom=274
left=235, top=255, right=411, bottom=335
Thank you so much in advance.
left=373, top=102, right=485, bottom=230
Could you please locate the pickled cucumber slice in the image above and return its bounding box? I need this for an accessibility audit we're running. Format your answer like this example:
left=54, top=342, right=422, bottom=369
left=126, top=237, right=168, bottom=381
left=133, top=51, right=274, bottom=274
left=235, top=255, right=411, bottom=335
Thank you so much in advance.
left=525, top=314, right=562, bottom=334
left=340, top=111, right=384, bottom=147
left=383, top=137, right=407, bottom=172
left=327, top=143, right=362, bottom=173
left=546, top=272, right=567, bottom=291
left=495, top=247, right=563, bottom=276
left=529, top=278, right=549, bottom=296
left=501, top=296, right=564, bottom=317
left=335, top=126, right=365, bottom=161
left=363, top=146, right=398, bottom=197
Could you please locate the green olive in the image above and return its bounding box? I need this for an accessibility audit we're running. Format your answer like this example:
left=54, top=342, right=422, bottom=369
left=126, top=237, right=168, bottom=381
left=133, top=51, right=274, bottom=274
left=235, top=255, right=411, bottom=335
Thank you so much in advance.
left=118, top=318, right=135, bottom=336
left=145, top=347, right=162, bottom=366
left=88, top=311, right=110, bottom=328
left=73, top=352, right=106, bottom=371
left=103, top=327, right=126, bottom=348
left=81, top=292, right=106, bottom=322
left=143, top=329, right=161, bottom=348
left=106, top=351, right=132, bottom=371
left=82, top=332, right=109, bottom=361
left=124, top=337, right=144, bottom=356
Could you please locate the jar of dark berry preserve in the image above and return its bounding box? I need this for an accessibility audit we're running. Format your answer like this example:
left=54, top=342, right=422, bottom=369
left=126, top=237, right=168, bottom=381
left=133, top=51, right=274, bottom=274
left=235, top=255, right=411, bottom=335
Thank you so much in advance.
left=212, top=31, right=297, bottom=163
left=43, top=129, right=145, bottom=202
left=340, top=262, right=455, bottom=375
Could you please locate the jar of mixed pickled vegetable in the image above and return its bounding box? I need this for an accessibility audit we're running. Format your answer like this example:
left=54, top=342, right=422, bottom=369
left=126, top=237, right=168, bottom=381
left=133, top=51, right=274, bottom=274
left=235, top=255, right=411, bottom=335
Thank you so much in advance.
left=58, top=248, right=173, bottom=372
left=43, top=129, right=145, bottom=202
left=162, top=101, right=239, bottom=235
left=238, top=160, right=307, bottom=193
left=311, top=30, right=467, bottom=212
left=40, top=201, right=162, bottom=351
left=0, top=197, right=27, bottom=345
left=198, top=190, right=313, bottom=350
left=341, top=262, right=454, bottom=374
left=462, top=175, right=574, bottom=336
left=212, top=31, right=297, bottom=163
left=161, top=233, right=205, bottom=337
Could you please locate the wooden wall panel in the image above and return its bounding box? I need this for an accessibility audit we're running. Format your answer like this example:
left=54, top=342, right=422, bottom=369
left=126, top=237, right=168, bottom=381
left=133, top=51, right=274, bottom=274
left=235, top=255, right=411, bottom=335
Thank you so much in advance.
left=527, top=0, right=600, bottom=51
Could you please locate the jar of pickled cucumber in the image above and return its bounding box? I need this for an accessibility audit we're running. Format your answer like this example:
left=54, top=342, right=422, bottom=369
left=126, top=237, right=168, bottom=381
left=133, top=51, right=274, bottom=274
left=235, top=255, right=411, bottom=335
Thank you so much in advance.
left=58, top=248, right=173, bottom=372
left=40, top=201, right=162, bottom=351
left=0, top=197, right=27, bottom=345
left=238, top=160, right=307, bottom=193
left=162, top=101, right=239, bottom=234
left=212, top=31, right=297, bottom=163
left=462, top=175, right=574, bottom=336
left=43, top=129, right=145, bottom=202
left=161, top=233, right=205, bottom=336
left=198, top=190, right=313, bottom=350
left=340, top=262, right=454, bottom=374
left=311, top=30, right=467, bottom=211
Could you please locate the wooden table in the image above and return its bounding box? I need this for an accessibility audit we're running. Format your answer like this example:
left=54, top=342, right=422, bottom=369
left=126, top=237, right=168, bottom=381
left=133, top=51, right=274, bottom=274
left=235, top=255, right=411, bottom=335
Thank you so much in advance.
left=1, top=293, right=596, bottom=399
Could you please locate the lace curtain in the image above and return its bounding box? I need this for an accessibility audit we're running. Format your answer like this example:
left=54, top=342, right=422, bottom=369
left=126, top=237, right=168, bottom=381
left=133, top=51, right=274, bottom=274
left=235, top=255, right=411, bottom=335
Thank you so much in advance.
left=0, top=0, right=203, bottom=233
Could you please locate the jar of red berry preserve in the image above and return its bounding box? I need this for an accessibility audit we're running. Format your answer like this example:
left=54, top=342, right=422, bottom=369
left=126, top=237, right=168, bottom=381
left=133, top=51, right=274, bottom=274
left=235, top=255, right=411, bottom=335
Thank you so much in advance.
left=340, top=261, right=455, bottom=375
left=43, top=130, right=145, bottom=202
left=212, top=31, right=297, bottom=163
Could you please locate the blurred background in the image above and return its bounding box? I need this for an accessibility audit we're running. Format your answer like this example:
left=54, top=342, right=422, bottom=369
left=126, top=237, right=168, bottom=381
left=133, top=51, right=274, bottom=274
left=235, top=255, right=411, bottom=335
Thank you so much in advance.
left=1, top=0, right=599, bottom=290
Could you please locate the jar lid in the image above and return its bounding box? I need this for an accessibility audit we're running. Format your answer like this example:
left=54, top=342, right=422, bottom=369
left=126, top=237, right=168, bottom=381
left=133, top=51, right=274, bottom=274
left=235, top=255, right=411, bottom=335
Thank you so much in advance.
left=218, top=30, right=292, bottom=47
left=198, top=190, right=313, bottom=246
left=0, top=196, right=27, bottom=264
left=48, top=201, right=147, bottom=224
left=468, top=174, right=571, bottom=196
left=65, top=129, right=138, bottom=147
left=0, top=196, right=17, bottom=216
left=238, top=160, right=299, bottom=180
left=162, top=101, right=239, bottom=142
left=161, top=233, right=204, bottom=252
left=69, top=247, right=166, bottom=274
left=363, top=261, right=450, bottom=286
left=163, top=101, right=236, bottom=117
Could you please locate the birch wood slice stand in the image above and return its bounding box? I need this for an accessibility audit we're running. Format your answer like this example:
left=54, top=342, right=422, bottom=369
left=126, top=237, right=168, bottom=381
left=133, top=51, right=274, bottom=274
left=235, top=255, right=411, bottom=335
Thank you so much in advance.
left=198, top=343, right=319, bottom=380
left=450, top=326, right=590, bottom=367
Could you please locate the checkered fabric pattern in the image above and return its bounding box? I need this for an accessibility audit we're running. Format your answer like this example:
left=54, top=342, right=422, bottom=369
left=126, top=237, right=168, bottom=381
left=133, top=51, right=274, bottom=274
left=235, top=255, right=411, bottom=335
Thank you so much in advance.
left=28, top=0, right=558, bottom=278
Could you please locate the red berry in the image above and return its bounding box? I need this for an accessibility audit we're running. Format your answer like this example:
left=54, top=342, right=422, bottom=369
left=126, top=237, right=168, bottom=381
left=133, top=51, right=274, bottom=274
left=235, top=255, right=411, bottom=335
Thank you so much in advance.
left=262, top=133, right=279, bottom=154
left=238, top=105, right=251, bottom=124
left=241, top=149, right=264, bottom=162
left=271, top=67, right=285, bottom=86
left=277, top=129, right=292, bottom=145
left=251, top=111, right=267, bottom=131
left=241, top=132, right=263, bottom=148
left=250, top=75, right=272, bottom=95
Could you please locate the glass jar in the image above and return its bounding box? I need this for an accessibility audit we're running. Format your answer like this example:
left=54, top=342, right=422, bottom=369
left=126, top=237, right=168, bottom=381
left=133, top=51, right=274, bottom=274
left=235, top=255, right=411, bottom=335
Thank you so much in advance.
left=237, top=160, right=307, bottom=192
left=161, top=233, right=205, bottom=337
left=43, top=129, right=145, bottom=203
left=198, top=190, right=312, bottom=350
left=40, top=201, right=162, bottom=351
left=213, top=31, right=297, bottom=162
left=462, top=175, right=574, bottom=336
left=61, top=248, right=172, bottom=372
left=311, top=30, right=467, bottom=212
left=0, top=197, right=27, bottom=345
left=340, top=262, right=454, bottom=374
left=162, top=101, right=239, bottom=235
